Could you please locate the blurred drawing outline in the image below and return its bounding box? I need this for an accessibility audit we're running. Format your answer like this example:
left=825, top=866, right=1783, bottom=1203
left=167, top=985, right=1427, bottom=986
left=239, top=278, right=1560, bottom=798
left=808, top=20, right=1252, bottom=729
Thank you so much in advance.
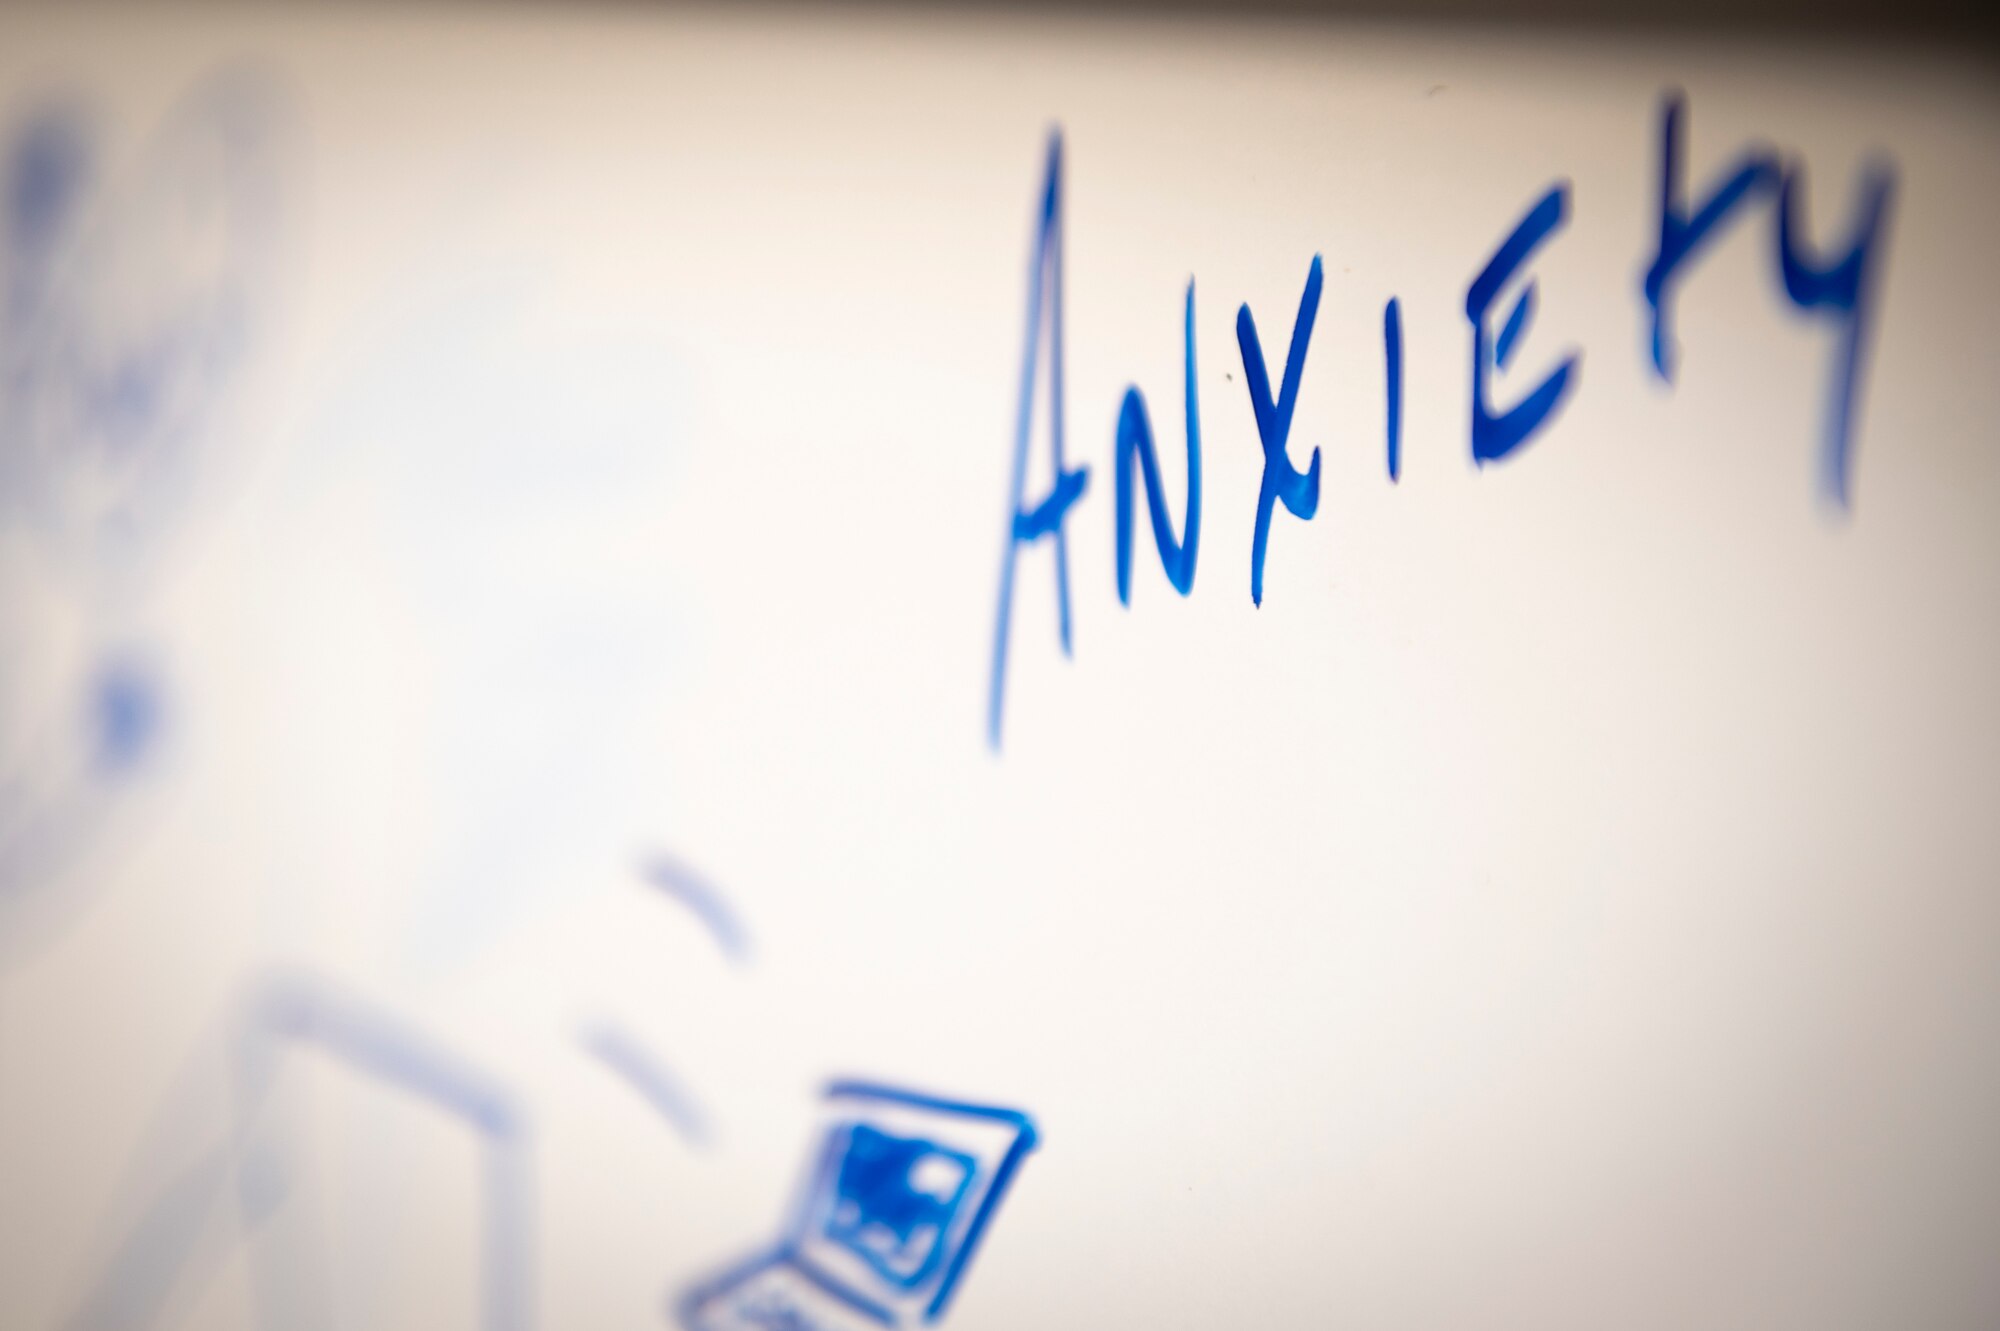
left=642, top=852, right=751, bottom=965
left=66, top=972, right=534, bottom=1331
left=679, top=1081, right=1038, bottom=1330
left=0, top=66, right=294, bottom=962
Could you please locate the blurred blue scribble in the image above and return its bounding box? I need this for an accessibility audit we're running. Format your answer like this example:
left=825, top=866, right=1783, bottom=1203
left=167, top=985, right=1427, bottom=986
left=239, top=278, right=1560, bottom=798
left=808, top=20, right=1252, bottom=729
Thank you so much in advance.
left=90, top=654, right=164, bottom=775
left=0, top=68, right=295, bottom=962
left=641, top=853, right=751, bottom=964
left=1, top=69, right=291, bottom=564
left=6, top=102, right=90, bottom=271
left=578, top=1020, right=711, bottom=1147
left=67, top=971, right=534, bottom=1331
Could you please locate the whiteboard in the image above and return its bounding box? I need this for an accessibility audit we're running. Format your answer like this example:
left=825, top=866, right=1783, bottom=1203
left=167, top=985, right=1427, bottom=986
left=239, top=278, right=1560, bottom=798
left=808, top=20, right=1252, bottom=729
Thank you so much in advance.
left=2, top=6, right=1997, bottom=1330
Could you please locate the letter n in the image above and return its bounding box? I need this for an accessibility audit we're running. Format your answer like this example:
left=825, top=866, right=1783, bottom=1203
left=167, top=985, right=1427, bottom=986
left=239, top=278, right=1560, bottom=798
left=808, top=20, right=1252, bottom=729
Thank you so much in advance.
left=1115, top=279, right=1201, bottom=605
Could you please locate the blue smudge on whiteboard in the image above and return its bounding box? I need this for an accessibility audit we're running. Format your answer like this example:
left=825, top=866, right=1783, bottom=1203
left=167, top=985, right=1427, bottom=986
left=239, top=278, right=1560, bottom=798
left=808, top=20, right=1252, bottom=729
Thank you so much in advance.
left=578, top=1020, right=711, bottom=1147
left=642, top=852, right=750, bottom=964
left=68, top=973, right=533, bottom=1331
left=0, top=70, right=292, bottom=957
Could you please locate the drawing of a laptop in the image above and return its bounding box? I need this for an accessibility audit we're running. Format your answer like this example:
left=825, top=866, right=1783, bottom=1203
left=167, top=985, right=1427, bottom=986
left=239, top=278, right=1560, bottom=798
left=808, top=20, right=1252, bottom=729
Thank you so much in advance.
left=679, top=1080, right=1039, bottom=1330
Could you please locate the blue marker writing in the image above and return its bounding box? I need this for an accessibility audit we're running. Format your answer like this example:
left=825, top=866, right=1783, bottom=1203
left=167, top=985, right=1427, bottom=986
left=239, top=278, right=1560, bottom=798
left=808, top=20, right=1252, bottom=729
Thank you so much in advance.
left=1467, top=184, right=1580, bottom=465
left=1775, top=155, right=1895, bottom=510
left=1237, top=256, right=1325, bottom=607
left=981, top=107, right=1901, bottom=751
left=988, top=130, right=1088, bottom=750
left=1115, top=279, right=1202, bottom=604
left=1383, top=296, right=1403, bottom=483
left=1640, top=91, right=1780, bottom=383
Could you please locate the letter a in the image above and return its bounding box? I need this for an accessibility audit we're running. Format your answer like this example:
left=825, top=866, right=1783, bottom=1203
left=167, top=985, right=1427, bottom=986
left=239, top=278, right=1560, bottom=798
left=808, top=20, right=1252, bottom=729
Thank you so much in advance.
left=988, top=131, right=1089, bottom=751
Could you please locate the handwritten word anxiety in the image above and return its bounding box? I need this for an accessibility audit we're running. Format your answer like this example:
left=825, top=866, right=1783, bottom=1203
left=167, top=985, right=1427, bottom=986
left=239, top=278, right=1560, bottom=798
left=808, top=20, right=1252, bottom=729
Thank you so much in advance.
left=987, top=92, right=1895, bottom=749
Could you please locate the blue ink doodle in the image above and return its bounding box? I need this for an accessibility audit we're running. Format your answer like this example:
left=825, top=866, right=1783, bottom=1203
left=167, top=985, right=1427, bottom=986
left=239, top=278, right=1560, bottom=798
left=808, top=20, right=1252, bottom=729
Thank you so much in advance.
left=987, top=130, right=1087, bottom=751
left=823, top=1124, right=978, bottom=1290
left=578, top=1020, right=710, bottom=1146
left=1, top=70, right=290, bottom=565
left=1114, top=278, right=1201, bottom=604
left=1467, top=184, right=1580, bottom=465
left=90, top=654, right=164, bottom=775
left=1237, top=255, right=1325, bottom=607
left=5, top=100, right=91, bottom=312
left=0, top=648, right=167, bottom=955
left=68, top=974, right=532, bottom=1331
left=1774, top=153, right=1895, bottom=511
left=1383, top=296, right=1402, bottom=483
left=0, top=71, right=292, bottom=960
left=642, top=852, right=751, bottom=963
left=1640, top=91, right=1780, bottom=383
left=236, top=977, right=535, bottom=1331
left=679, top=1081, right=1039, bottom=1330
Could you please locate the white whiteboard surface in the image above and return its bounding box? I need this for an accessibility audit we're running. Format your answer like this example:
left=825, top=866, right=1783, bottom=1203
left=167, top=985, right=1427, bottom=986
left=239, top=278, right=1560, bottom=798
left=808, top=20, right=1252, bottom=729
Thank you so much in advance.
left=1, top=6, right=1997, bottom=1330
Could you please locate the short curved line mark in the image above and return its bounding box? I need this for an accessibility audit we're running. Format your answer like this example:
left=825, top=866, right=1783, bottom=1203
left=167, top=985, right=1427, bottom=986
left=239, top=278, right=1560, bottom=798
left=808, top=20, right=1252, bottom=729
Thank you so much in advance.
left=639, top=854, right=748, bottom=963
left=577, top=1022, right=709, bottom=1148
